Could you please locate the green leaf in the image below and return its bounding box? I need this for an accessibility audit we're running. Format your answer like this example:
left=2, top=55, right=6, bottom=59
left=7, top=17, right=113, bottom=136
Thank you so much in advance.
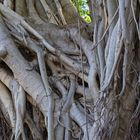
left=72, top=0, right=91, bottom=23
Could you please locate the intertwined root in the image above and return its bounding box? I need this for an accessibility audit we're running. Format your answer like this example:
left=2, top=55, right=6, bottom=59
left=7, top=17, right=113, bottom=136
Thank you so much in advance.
left=0, top=0, right=139, bottom=140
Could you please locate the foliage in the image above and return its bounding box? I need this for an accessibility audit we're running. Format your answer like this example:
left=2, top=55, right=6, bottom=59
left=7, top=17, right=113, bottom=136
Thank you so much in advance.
left=72, top=0, right=91, bottom=23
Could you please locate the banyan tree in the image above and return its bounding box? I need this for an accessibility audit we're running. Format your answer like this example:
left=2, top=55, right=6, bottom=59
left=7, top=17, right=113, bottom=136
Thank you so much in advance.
left=0, top=0, right=139, bottom=140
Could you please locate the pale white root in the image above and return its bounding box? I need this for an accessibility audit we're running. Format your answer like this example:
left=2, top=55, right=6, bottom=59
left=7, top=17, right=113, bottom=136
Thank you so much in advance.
left=11, top=80, right=26, bottom=140
left=0, top=81, right=16, bottom=134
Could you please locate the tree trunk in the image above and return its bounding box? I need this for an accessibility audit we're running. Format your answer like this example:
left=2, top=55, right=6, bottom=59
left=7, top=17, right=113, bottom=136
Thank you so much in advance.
left=0, top=0, right=139, bottom=140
